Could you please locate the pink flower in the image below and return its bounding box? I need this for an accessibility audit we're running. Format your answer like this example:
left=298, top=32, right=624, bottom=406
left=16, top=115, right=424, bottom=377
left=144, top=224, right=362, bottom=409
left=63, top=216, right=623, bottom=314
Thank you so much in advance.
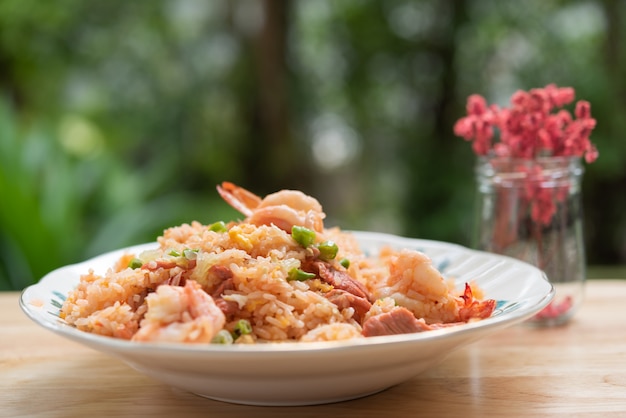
left=545, top=84, right=575, bottom=108
left=456, top=85, right=598, bottom=226
left=453, top=95, right=499, bottom=156
left=585, top=145, right=599, bottom=163
left=467, top=94, right=489, bottom=115
left=454, top=84, right=598, bottom=162
left=575, top=100, right=592, bottom=119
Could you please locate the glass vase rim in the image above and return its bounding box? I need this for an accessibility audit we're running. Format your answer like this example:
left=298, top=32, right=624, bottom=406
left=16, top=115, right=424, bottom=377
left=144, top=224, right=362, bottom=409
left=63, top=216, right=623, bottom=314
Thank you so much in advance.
left=475, top=155, right=583, bottom=164
left=475, top=154, right=584, bottom=181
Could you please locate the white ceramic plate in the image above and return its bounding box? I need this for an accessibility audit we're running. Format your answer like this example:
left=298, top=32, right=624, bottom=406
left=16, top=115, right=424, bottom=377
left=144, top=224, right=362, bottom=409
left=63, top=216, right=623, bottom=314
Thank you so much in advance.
left=20, top=231, right=553, bottom=406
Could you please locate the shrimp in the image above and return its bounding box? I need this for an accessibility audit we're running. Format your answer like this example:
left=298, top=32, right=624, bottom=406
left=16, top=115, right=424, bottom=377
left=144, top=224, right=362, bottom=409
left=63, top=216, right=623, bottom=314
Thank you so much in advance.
left=217, top=181, right=326, bottom=233
left=458, top=282, right=496, bottom=322
left=216, top=181, right=261, bottom=218
left=380, top=249, right=451, bottom=301
left=132, top=280, right=226, bottom=343
left=373, top=249, right=495, bottom=324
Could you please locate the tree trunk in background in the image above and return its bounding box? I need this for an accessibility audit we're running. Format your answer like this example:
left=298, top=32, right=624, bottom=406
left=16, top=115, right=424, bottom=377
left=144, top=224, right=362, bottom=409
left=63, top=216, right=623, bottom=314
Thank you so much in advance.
left=239, top=0, right=313, bottom=195
left=588, top=0, right=626, bottom=262
left=0, top=54, right=23, bottom=110
left=404, top=0, right=471, bottom=243
left=255, top=0, right=288, bottom=155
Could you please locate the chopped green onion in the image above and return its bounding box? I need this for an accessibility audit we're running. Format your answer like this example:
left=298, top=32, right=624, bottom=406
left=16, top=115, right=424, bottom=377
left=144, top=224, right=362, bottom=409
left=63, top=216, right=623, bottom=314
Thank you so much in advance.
left=233, top=319, right=253, bottom=337
left=209, top=221, right=227, bottom=233
left=317, top=240, right=338, bottom=261
left=339, top=258, right=350, bottom=269
left=128, top=258, right=143, bottom=269
left=183, top=249, right=198, bottom=260
left=168, top=249, right=181, bottom=257
left=288, top=268, right=316, bottom=282
left=291, top=225, right=316, bottom=247
left=211, top=329, right=234, bottom=344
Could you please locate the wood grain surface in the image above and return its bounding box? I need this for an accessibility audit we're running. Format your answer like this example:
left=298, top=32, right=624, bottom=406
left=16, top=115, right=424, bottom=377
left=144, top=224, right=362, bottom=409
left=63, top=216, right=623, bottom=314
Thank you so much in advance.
left=3, top=280, right=626, bottom=417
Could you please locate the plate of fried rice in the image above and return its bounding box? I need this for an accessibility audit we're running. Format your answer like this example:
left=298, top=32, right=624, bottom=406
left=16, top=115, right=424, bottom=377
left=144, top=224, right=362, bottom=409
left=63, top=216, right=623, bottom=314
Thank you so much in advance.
left=20, top=182, right=554, bottom=406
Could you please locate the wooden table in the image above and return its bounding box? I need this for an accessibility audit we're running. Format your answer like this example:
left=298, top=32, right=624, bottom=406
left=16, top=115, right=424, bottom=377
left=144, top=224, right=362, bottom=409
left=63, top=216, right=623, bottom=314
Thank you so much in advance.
left=3, top=280, right=626, bottom=417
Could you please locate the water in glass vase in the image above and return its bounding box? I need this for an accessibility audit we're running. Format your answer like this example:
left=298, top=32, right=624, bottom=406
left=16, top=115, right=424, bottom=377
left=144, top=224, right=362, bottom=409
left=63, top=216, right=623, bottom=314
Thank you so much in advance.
left=474, top=155, right=585, bottom=326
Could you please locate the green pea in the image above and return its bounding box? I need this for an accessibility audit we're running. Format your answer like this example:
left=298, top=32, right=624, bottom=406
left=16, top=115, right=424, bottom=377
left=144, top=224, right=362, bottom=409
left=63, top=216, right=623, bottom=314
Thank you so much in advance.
left=208, top=221, right=227, bottom=233
left=128, top=258, right=143, bottom=269
left=291, top=225, right=316, bottom=247
left=317, top=240, right=338, bottom=261
left=233, top=319, right=253, bottom=337
left=211, top=329, right=234, bottom=344
left=339, top=258, right=350, bottom=269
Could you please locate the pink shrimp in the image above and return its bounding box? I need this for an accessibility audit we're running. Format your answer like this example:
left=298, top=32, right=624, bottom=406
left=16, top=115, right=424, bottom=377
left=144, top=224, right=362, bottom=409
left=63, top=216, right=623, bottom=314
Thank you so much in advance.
left=132, top=280, right=226, bottom=343
left=373, top=249, right=496, bottom=324
left=217, top=181, right=326, bottom=233
left=458, top=283, right=496, bottom=322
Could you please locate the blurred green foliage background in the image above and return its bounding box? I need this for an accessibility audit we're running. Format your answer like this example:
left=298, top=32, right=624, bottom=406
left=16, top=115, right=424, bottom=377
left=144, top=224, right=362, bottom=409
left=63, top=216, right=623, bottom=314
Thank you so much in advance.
left=1, top=0, right=625, bottom=290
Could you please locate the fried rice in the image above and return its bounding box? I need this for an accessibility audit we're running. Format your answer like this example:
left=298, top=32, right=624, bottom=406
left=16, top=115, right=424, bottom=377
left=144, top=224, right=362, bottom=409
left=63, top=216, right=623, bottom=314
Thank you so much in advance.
left=60, top=183, right=495, bottom=344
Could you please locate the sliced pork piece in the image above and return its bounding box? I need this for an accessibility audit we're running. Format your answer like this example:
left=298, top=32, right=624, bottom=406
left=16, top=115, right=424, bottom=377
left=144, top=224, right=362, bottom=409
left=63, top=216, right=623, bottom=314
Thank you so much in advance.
left=303, top=260, right=371, bottom=301
left=324, top=289, right=372, bottom=324
left=361, top=307, right=433, bottom=337
left=211, top=275, right=238, bottom=316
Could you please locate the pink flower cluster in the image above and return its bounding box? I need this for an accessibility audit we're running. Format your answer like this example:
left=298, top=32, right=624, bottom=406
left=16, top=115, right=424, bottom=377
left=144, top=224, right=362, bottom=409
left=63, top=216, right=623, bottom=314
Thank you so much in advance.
left=454, top=84, right=598, bottom=163
left=525, top=178, right=568, bottom=226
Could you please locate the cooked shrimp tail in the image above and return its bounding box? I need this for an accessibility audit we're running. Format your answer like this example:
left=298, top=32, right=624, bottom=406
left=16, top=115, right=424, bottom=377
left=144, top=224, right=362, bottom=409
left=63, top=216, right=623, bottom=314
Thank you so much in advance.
left=217, top=181, right=261, bottom=217
left=458, top=283, right=496, bottom=322
left=217, top=181, right=326, bottom=233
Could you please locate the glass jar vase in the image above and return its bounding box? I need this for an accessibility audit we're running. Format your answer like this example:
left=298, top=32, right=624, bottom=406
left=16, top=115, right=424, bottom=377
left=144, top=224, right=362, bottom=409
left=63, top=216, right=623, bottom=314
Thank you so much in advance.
left=474, top=156, right=586, bottom=326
